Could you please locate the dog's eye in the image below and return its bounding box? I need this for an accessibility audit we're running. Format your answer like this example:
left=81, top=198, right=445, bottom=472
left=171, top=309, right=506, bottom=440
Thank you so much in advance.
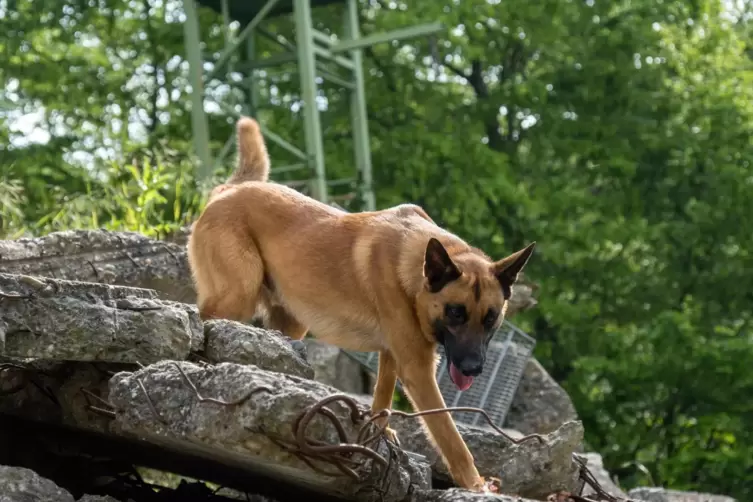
left=483, top=309, right=499, bottom=328
left=444, top=304, right=467, bottom=324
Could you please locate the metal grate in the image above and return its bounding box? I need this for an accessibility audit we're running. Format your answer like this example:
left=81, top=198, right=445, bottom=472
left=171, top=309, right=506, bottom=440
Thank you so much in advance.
left=341, top=320, right=536, bottom=430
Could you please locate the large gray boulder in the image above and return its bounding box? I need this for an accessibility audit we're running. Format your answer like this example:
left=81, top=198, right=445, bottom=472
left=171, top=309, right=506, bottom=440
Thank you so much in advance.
left=0, top=273, right=200, bottom=363
left=389, top=412, right=582, bottom=499
left=108, top=361, right=430, bottom=502
left=0, top=359, right=118, bottom=432
left=629, top=487, right=737, bottom=502
left=204, top=320, right=314, bottom=379
left=504, top=357, right=578, bottom=436
left=0, top=464, right=75, bottom=502
left=577, top=452, right=627, bottom=498
left=343, top=392, right=581, bottom=500
left=412, top=488, right=540, bottom=502
left=0, top=229, right=194, bottom=303
left=303, top=338, right=368, bottom=394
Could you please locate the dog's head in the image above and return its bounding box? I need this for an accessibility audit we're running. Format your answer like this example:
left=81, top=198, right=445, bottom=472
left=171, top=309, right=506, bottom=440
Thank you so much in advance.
left=416, top=238, right=536, bottom=391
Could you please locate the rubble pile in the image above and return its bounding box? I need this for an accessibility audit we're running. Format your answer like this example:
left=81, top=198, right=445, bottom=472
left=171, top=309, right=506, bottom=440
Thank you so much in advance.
left=0, top=230, right=736, bottom=502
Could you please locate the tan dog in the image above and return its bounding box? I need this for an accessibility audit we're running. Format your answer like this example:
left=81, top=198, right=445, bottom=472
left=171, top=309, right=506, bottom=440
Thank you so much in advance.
left=187, top=117, right=537, bottom=492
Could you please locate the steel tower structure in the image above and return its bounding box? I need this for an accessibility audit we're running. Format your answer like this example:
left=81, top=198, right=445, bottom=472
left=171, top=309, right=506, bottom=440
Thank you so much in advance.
left=180, top=0, right=443, bottom=210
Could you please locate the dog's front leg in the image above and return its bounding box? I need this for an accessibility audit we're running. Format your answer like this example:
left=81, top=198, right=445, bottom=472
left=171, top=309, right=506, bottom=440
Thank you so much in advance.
left=396, top=348, right=485, bottom=491
left=370, top=350, right=400, bottom=445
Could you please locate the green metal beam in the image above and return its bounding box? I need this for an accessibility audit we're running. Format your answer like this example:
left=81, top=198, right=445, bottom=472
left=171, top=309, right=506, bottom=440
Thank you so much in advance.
left=243, top=25, right=259, bottom=117
left=343, top=0, right=375, bottom=210
left=312, top=44, right=354, bottom=72
left=330, top=21, right=445, bottom=53
left=214, top=131, right=236, bottom=170
left=256, top=28, right=353, bottom=85
left=182, top=0, right=443, bottom=207
left=312, top=29, right=334, bottom=46
left=271, top=163, right=307, bottom=175
left=243, top=53, right=299, bottom=70
left=182, top=0, right=212, bottom=183
left=293, top=0, right=328, bottom=203
left=259, top=126, right=309, bottom=161
left=215, top=99, right=308, bottom=161
left=206, top=0, right=283, bottom=82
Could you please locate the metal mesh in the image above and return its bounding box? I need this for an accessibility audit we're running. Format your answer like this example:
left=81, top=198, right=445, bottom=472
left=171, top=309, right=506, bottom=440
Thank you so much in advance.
left=341, top=320, right=536, bottom=429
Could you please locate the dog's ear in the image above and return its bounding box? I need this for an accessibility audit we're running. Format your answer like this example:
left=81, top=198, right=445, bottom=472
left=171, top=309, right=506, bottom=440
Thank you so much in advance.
left=424, top=238, right=462, bottom=293
left=492, top=242, right=536, bottom=299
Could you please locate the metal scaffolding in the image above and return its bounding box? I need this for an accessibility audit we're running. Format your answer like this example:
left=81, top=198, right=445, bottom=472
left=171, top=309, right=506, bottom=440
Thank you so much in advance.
left=181, top=0, right=444, bottom=210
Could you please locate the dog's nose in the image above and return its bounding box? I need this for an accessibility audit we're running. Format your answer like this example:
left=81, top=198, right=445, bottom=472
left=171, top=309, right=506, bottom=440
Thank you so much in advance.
left=457, top=357, right=484, bottom=377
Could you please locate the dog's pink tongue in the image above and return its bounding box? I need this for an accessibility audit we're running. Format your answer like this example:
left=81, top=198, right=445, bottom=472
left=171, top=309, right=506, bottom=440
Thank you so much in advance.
left=450, top=363, right=474, bottom=391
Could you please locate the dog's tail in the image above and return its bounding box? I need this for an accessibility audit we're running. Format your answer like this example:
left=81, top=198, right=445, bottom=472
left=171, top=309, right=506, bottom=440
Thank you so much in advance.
left=226, top=116, right=270, bottom=184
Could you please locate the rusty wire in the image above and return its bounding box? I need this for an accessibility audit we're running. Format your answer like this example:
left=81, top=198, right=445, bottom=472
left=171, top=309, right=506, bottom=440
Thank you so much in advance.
left=366, top=402, right=545, bottom=446
left=80, top=387, right=117, bottom=419
left=73, top=362, right=625, bottom=500
left=134, top=361, right=272, bottom=426
left=546, top=456, right=627, bottom=502
left=0, top=361, right=59, bottom=406
left=253, top=392, right=548, bottom=487
left=572, top=455, right=622, bottom=502
left=0, top=289, right=32, bottom=300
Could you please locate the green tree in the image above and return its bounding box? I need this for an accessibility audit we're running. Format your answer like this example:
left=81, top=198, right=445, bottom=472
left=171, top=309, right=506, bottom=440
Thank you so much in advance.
left=1, top=0, right=751, bottom=498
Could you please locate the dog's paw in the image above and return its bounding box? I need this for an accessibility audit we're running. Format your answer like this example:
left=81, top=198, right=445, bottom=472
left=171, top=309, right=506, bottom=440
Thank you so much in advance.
left=383, top=426, right=401, bottom=447
left=475, top=476, right=501, bottom=494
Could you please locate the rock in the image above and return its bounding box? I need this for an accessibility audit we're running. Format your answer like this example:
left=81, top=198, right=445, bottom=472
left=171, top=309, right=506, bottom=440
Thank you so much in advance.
left=0, top=229, right=194, bottom=303
left=504, top=357, right=578, bottom=435
left=303, top=338, right=368, bottom=394
left=507, top=273, right=539, bottom=318
left=0, top=359, right=125, bottom=432
left=577, top=452, right=627, bottom=498
left=0, top=273, right=198, bottom=363
left=629, top=487, right=737, bottom=502
left=77, top=496, right=122, bottom=502
left=412, top=488, right=541, bottom=502
left=390, top=413, right=582, bottom=500
left=204, top=320, right=314, bottom=379
left=108, top=361, right=430, bottom=501
left=0, top=464, right=75, bottom=502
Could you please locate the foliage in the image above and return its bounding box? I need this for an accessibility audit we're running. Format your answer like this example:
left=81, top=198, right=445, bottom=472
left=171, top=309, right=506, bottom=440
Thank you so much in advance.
left=1, top=0, right=752, bottom=498
left=0, top=151, right=206, bottom=240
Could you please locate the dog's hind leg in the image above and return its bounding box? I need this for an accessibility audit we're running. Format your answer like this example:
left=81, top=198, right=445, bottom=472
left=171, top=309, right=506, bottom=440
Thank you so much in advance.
left=189, top=223, right=264, bottom=323
left=264, top=304, right=308, bottom=340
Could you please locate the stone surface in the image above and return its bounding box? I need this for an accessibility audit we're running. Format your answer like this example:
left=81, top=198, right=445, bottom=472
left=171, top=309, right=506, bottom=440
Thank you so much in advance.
left=108, top=361, right=430, bottom=501
left=303, top=338, right=368, bottom=394
left=0, top=273, right=198, bottom=363
left=577, top=452, right=627, bottom=498
left=0, top=359, right=125, bottom=432
left=506, top=273, right=539, bottom=318
left=412, top=488, right=540, bottom=502
left=204, top=320, right=314, bottom=379
left=0, top=229, right=195, bottom=303
left=0, top=464, right=75, bottom=502
left=504, top=357, right=579, bottom=435
left=629, top=487, right=737, bottom=502
left=390, top=412, right=582, bottom=500
left=77, top=496, right=122, bottom=502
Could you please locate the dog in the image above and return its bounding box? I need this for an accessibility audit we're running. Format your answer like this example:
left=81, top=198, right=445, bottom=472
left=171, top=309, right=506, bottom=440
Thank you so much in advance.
left=187, top=116, right=537, bottom=492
